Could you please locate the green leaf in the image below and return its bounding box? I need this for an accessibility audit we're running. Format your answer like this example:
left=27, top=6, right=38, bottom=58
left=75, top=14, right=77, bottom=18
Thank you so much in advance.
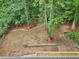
left=73, top=0, right=79, bottom=7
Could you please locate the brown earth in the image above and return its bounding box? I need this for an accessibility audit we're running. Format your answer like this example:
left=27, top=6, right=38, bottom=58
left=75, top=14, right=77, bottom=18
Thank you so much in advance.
left=0, top=24, right=78, bottom=56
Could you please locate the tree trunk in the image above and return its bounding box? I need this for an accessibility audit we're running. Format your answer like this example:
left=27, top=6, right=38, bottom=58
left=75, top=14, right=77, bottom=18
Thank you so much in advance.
left=22, top=0, right=30, bottom=30
left=50, top=0, right=54, bottom=19
left=71, top=20, right=76, bottom=31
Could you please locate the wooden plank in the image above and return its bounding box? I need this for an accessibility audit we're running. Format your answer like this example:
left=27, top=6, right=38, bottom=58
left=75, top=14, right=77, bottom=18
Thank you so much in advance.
left=36, top=51, right=79, bottom=56
left=23, top=44, right=57, bottom=47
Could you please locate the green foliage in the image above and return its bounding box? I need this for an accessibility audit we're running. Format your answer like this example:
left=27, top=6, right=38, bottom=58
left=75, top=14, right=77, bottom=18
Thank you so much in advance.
left=0, top=0, right=79, bottom=38
left=0, top=27, right=8, bottom=37
left=68, top=32, right=79, bottom=45
left=45, top=0, right=79, bottom=38
left=73, top=0, right=79, bottom=7
left=0, top=0, right=39, bottom=37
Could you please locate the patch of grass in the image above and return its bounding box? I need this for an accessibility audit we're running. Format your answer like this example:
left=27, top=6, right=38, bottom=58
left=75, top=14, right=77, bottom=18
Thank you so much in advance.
left=68, top=32, right=79, bottom=45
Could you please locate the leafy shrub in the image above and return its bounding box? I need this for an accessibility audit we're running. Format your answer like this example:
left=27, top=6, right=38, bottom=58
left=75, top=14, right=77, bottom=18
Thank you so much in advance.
left=0, top=27, right=8, bottom=37
left=68, top=32, right=79, bottom=44
left=0, top=0, right=39, bottom=37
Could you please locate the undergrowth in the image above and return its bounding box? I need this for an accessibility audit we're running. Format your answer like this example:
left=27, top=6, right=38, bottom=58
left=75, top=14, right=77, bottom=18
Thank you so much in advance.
left=68, top=32, right=79, bottom=45
left=0, top=0, right=79, bottom=40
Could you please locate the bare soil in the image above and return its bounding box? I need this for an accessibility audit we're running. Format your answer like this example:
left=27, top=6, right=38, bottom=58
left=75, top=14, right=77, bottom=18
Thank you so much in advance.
left=0, top=24, right=78, bottom=56
left=0, top=25, right=58, bottom=56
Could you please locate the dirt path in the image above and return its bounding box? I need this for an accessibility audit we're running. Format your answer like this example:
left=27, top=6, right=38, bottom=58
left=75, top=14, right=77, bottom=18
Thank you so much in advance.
left=0, top=26, right=58, bottom=56
left=0, top=24, right=78, bottom=56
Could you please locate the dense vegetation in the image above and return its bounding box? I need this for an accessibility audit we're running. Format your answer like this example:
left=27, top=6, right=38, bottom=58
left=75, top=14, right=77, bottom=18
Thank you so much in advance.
left=0, top=0, right=79, bottom=42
